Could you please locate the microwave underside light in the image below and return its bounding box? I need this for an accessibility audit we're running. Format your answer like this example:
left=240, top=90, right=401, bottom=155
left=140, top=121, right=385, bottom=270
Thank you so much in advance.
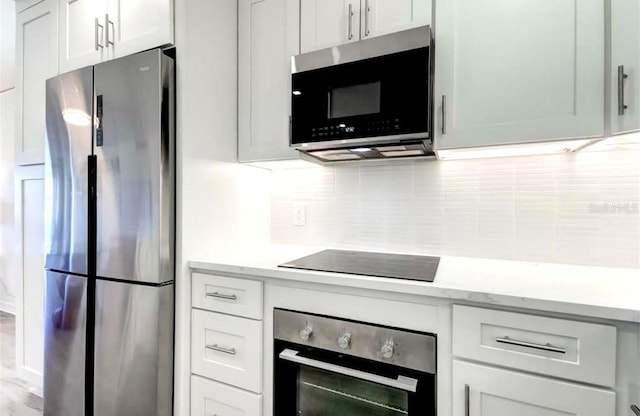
left=303, top=142, right=435, bottom=162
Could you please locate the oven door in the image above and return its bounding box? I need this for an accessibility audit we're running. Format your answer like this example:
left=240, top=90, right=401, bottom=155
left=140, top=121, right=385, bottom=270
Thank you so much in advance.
left=291, top=45, right=431, bottom=149
left=274, top=342, right=435, bottom=416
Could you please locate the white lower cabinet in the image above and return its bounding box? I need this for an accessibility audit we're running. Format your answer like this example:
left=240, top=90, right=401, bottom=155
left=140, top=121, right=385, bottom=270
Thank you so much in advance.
left=453, top=360, right=616, bottom=416
left=191, top=308, right=263, bottom=393
left=14, top=165, right=46, bottom=389
left=191, top=375, right=262, bottom=416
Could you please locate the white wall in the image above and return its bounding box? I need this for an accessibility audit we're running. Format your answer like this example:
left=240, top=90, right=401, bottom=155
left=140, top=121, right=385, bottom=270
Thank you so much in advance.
left=0, top=88, right=15, bottom=314
left=271, top=150, right=640, bottom=269
left=173, top=0, right=271, bottom=414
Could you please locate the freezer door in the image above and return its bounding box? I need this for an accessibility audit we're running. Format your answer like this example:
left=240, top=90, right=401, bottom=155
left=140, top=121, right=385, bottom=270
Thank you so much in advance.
left=44, top=68, right=93, bottom=274
left=93, top=280, right=174, bottom=416
left=93, top=49, right=175, bottom=284
left=43, top=270, right=87, bottom=416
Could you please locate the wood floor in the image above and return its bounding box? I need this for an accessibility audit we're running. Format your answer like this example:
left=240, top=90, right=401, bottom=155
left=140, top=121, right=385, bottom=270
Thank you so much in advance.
left=0, top=312, right=43, bottom=416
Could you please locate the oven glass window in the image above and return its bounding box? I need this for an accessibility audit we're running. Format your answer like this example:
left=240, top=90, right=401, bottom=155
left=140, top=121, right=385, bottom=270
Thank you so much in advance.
left=298, top=366, right=409, bottom=416
left=329, top=82, right=381, bottom=119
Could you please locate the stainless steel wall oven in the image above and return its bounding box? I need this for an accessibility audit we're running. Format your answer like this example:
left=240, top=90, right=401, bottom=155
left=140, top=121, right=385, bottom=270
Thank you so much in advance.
left=274, top=309, right=437, bottom=416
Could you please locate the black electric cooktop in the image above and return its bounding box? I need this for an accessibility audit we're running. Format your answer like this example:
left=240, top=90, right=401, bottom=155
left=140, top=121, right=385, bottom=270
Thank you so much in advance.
left=279, top=249, right=440, bottom=282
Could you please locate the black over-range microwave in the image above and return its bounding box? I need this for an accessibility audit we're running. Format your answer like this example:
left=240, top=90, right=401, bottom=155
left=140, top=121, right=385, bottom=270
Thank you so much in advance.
left=291, top=26, right=434, bottom=162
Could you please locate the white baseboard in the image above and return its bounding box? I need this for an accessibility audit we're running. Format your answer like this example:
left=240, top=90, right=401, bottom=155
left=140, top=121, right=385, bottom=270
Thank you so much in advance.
left=0, top=297, right=16, bottom=315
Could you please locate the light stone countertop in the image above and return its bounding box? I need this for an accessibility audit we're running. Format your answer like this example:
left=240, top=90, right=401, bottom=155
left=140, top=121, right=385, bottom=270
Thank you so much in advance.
left=189, top=245, right=640, bottom=323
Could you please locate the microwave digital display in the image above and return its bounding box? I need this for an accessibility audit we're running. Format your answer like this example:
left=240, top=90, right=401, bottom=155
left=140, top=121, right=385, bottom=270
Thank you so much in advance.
left=329, top=81, right=381, bottom=119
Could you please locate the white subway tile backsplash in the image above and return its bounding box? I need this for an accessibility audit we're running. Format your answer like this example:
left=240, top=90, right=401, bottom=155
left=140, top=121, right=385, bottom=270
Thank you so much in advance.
left=271, top=150, right=640, bottom=268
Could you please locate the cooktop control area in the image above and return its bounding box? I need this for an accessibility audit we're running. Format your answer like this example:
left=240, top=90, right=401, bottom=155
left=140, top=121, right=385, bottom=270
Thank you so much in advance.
left=279, top=249, right=440, bottom=282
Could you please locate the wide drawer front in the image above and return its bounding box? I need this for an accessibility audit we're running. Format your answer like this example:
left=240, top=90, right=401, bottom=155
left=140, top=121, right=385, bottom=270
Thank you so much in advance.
left=452, top=305, right=617, bottom=387
left=192, top=272, right=263, bottom=319
left=192, top=309, right=263, bottom=393
left=191, top=375, right=262, bottom=416
left=453, top=360, right=615, bottom=416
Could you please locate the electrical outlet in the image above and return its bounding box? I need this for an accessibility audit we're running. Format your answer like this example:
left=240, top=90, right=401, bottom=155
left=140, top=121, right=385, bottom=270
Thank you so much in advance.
left=293, top=202, right=307, bottom=226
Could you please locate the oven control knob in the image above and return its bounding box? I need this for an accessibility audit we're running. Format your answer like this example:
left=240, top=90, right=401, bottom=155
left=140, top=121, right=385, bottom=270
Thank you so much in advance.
left=299, top=324, right=313, bottom=341
left=338, top=332, right=352, bottom=349
left=381, top=338, right=395, bottom=359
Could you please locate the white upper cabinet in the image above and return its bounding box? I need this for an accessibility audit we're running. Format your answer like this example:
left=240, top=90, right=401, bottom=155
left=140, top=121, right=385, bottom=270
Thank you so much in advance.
left=301, top=0, right=360, bottom=53
left=58, top=0, right=173, bottom=73
left=361, top=0, right=430, bottom=40
left=238, top=0, right=300, bottom=162
left=611, top=0, right=640, bottom=135
left=0, top=0, right=16, bottom=91
left=16, top=0, right=58, bottom=166
left=301, top=0, right=429, bottom=53
left=59, top=0, right=106, bottom=73
left=434, top=0, right=605, bottom=150
left=107, top=0, right=173, bottom=59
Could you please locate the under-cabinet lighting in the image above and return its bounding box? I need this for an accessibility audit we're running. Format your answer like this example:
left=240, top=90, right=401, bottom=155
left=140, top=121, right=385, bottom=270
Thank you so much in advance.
left=436, top=139, right=594, bottom=160
left=580, top=132, right=640, bottom=152
left=246, top=159, right=321, bottom=170
left=350, top=147, right=373, bottom=153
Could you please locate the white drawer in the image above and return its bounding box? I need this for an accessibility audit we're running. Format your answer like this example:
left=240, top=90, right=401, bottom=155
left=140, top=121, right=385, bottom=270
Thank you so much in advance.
left=191, top=375, right=262, bottom=416
left=192, top=309, right=263, bottom=393
left=192, top=272, right=263, bottom=319
left=452, top=305, right=617, bottom=387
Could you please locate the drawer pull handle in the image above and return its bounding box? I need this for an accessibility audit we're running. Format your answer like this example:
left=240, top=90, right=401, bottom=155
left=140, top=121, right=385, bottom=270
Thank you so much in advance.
left=631, top=405, right=640, bottom=416
left=206, top=292, right=237, bottom=301
left=206, top=344, right=237, bottom=355
left=495, top=336, right=566, bottom=354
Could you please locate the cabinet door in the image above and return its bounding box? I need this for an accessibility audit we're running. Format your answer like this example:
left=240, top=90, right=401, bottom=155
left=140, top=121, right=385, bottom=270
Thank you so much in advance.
left=434, top=0, right=604, bottom=150
left=300, top=0, right=360, bottom=53
left=0, top=0, right=16, bottom=91
left=453, top=360, right=615, bottom=416
left=611, top=0, right=640, bottom=135
left=107, top=0, right=173, bottom=60
left=15, top=165, right=46, bottom=389
left=59, top=0, right=105, bottom=73
left=361, top=0, right=430, bottom=40
left=15, top=0, right=58, bottom=165
left=238, top=0, right=300, bottom=162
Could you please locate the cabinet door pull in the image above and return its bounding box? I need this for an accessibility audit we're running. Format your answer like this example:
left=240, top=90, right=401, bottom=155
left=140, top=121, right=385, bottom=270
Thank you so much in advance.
left=206, top=291, right=237, bottom=301
left=631, top=404, right=640, bottom=416
left=348, top=3, right=354, bottom=40
left=441, top=95, right=447, bottom=135
left=364, top=0, right=370, bottom=36
left=496, top=336, right=566, bottom=354
left=464, top=384, right=470, bottom=416
left=206, top=344, right=237, bottom=355
left=105, top=13, right=115, bottom=47
left=618, top=65, right=629, bottom=116
left=95, top=18, right=104, bottom=50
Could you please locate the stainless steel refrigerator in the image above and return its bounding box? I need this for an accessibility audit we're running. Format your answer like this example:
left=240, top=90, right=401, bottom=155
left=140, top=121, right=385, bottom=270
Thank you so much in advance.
left=43, top=48, right=175, bottom=416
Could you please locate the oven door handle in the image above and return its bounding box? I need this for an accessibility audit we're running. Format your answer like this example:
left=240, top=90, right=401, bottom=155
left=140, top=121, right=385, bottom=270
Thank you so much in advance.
left=278, top=348, right=419, bottom=393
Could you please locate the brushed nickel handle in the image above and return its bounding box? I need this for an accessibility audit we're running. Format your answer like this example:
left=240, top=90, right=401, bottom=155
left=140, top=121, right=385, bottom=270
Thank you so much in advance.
left=631, top=404, right=640, bottom=416
left=206, top=344, right=237, bottom=355
left=105, top=13, right=115, bottom=47
left=95, top=18, right=104, bottom=50
left=348, top=3, right=354, bottom=40
left=496, top=336, right=566, bottom=354
left=464, top=384, right=470, bottom=416
left=206, top=292, right=237, bottom=301
left=441, top=95, right=447, bottom=135
left=618, top=65, right=629, bottom=116
left=364, top=0, right=370, bottom=36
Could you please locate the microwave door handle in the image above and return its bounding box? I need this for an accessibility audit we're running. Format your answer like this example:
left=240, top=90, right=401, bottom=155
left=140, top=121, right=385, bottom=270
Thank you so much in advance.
left=279, top=348, right=419, bottom=393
